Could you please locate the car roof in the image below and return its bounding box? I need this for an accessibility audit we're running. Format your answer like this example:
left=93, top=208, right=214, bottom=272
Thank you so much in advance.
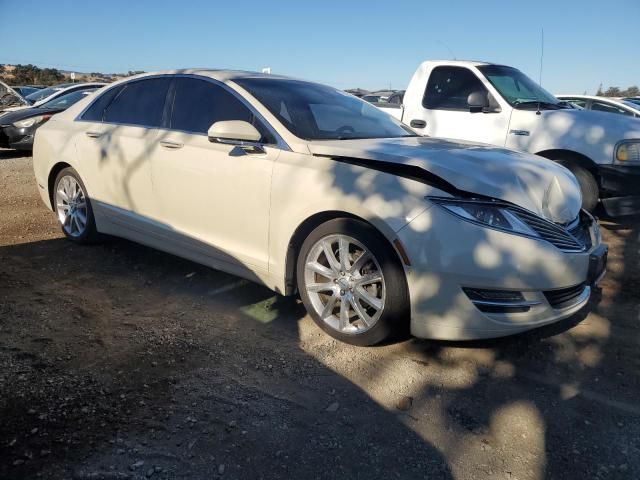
left=123, top=69, right=297, bottom=84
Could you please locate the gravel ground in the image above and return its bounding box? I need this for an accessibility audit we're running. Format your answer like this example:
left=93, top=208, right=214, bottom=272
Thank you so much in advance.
left=1, top=149, right=639, bottom=480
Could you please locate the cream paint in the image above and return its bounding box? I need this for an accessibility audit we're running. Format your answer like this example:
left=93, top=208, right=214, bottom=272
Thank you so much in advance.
left=33, top=69, right=604, bottom=340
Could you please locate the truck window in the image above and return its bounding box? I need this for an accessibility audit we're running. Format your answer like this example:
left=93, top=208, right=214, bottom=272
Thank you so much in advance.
left=423, top=66, right=487, bottom=111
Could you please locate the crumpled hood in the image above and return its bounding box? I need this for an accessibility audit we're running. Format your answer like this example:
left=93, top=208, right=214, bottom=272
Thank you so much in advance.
left=308, top=136, right=582, bottom=224
left=0, top=80, right=28, bottom=111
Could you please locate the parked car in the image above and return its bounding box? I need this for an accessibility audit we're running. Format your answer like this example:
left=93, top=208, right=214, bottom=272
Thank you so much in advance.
left=0, top=86, right=103, bottom=150
left=1, top=82, right=105, bottom=115
left=376, top=60, right=640, bottom=214
left=557, top=95, right=640, bottom=117
left=344, top=88, right=370, bottom=98
left=12, top=86, right=43, bottom=98
left=33, top=70, right=606, bottom=345
left=624, top=97, right=640, bottom=107
left=363, top=90, right=405, bottom=107
left=362, top=90, right=400, bottom=104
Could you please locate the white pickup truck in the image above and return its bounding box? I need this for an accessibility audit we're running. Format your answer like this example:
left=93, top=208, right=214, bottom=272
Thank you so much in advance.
left=378, top=60, right=640, bottom=213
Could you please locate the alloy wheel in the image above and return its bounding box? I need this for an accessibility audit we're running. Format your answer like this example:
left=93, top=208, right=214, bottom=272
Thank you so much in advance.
left=303, top=234, right=386, bottom=335
left=56, top=175, right=88, bottom=237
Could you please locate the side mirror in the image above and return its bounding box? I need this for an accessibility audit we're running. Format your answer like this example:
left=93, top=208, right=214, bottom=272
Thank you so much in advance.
left=467, top=91, right=489, bottom=113
left=207, top=120, right=262, bottom=145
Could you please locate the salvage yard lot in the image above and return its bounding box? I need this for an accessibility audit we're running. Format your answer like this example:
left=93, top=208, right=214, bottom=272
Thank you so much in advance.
left=1, top=148, right=639, bottom=479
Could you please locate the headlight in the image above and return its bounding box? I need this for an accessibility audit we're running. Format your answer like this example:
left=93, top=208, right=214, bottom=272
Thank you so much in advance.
left=615, top=141, right=640, bottom=164
left=429, top=197, right=539, bottom=237
left=13, top=114, right=50, bottom=128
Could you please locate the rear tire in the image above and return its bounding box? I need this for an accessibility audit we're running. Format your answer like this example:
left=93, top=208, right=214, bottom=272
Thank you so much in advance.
left=53, top=167, right=100, bottom=244
left=296, top=218, right=410, bottom=346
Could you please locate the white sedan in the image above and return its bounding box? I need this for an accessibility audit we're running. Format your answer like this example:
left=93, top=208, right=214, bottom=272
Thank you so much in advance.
left=557, top=94, right=640, bottom=118
left=33, top=70, right=607, bottom=345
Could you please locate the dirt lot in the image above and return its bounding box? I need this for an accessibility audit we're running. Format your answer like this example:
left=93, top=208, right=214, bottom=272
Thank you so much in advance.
left=1, top=149, right=639, bottom=480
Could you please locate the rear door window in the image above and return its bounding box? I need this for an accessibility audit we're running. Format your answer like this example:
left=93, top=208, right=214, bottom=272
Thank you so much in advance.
left=103, top=78, right=171, bottom=127
left=423, top=66, right=487, bottom=110
left=81, top=85, right=124, bottom=122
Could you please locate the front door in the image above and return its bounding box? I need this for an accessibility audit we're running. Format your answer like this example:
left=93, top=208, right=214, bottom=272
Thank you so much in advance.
left=406, top=65, right=510, bottom=146
left=151, top=77, right=279, bottom=273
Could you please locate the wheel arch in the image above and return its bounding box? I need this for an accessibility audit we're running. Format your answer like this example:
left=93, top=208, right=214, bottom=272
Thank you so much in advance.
left=47, top=161, right=73, bottom=211
left=283, top=210, right=407, bottom=296
left=535, top=149, right=600, bottom=183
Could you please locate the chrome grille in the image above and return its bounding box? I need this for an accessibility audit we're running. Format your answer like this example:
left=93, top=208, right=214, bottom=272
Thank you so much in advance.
left=568, top=215, right=593, bottom=250
left=544, top=283, right=587, bottom=309
left=506, top=207, right=586, bottom=252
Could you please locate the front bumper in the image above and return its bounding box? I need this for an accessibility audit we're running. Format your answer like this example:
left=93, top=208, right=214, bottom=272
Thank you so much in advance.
left=0, top=124, right=35, bottom=150
left=597, top=163, right=640, bottom=216
left=397, top=205, right=605, bottom=340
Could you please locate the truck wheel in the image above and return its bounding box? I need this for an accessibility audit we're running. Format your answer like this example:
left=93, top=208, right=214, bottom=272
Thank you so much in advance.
left=566, top=165, right=599, bottom=212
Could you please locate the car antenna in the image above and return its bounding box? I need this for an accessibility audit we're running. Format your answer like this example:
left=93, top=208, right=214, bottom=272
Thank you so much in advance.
left=537, top=27, right=544, bottom=115
left=436, top=40, right=457, bottom=60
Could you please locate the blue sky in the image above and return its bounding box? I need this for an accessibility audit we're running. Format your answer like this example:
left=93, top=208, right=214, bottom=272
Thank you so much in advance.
left=1, top=0, right=638, bottom=93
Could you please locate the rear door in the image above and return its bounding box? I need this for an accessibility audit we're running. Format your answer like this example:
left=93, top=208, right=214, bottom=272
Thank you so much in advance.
left=76, top=77, right=171, bottom=227
left=151, top=76, right=280, bottom=273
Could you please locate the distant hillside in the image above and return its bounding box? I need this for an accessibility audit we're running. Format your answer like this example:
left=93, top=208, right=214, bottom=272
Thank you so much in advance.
left=0, top=64, right=143, bottom=86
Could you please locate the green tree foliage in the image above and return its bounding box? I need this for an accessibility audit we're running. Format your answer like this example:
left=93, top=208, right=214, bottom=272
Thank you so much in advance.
left=598, top=85, right=640, bottom=97
left=0, top=64, right=65, bottom=86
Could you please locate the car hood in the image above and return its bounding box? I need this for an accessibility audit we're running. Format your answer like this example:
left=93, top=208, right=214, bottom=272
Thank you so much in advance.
left=0, top=80, right=28, bottom=111
left=537, top=108, right=640, bottom=139
left=307, top=136, right=582, bottom=224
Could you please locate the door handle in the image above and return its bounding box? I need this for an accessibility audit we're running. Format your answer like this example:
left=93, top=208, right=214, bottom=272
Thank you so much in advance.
left=160, top=140, right=184, bottom=150
left=409, top=119, right=427, bottom=129
left=85, top=131, right=102, bottom=138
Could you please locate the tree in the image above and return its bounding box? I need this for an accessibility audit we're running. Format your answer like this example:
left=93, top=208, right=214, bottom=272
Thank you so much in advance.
left=7, top=64, right=64, bottom=86
left=623, top=86, right=639, bottom=97
left=604, top=86, right=621, bottom=97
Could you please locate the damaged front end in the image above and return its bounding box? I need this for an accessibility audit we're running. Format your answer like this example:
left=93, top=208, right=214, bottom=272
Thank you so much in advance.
left=0, top=80, right=28, bottom=114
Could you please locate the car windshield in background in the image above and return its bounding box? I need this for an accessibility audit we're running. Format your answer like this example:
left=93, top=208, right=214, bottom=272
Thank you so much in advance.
left=478, top=65, right=566, bottom=109
left=16, top=87, right=40, bottom=97
left=25, top=86, right=61, bottom=104
left=40, top=89, right=95, bottom=109
left=233, top=78, right=416, bottom=140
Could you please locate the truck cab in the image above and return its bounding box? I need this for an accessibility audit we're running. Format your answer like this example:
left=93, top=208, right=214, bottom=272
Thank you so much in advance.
left=379, top=60, right=640, bottom=213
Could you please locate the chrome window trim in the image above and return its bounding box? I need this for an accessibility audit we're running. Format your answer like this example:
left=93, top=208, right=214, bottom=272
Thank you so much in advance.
left=74, top=73, right=290, bottom=152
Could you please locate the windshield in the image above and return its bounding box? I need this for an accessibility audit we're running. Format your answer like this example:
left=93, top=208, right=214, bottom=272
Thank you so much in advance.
left=624, top=98, right=640, bottom=107
left=25, top=86, right=61, bottom=104
left=233, top=78, right=416, bottom=140
left=16, top=87, right=40, bottom=97
left=477, top=65, right=561, bottom=108
left=40, top=89, right=96, bottom=109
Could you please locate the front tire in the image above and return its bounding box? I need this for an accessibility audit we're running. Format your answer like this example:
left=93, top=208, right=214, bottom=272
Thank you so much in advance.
left=53, top=167, right=99, bottom=244
left=568, top=165, right=599, bottom=212
left=296, top=218, right=409, bottom=346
